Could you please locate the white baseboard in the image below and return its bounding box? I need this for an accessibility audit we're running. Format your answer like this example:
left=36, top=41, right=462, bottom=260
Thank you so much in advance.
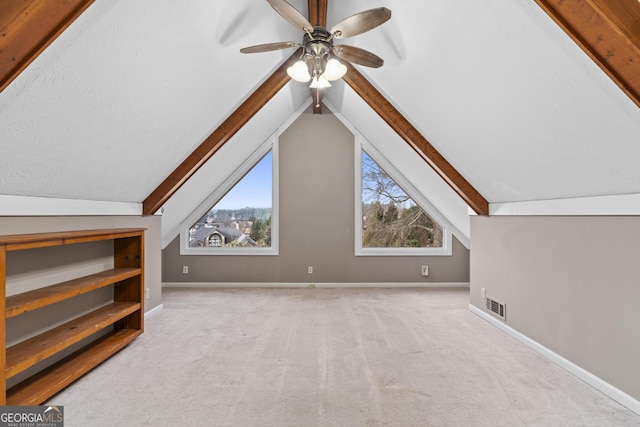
left=162, top=282, right=470, bottom=289
left=469, top=304, right=640, bottom=416
left=144, top=304, right=163, bottom=317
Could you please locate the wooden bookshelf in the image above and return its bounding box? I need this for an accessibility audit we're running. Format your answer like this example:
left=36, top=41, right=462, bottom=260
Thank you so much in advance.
left=0, top=228, right=145, bottom=405
left=6, top=329, right=141, bottom=406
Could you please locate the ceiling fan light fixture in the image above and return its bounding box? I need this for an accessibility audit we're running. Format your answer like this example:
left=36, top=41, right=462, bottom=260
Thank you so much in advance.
left=309, top=75, right=331, bottom=89
left=323, top=58, right=347, bottom=81
left=287, top=60, right=311, bottom=82
left=241, top=2, right=391, bottom=95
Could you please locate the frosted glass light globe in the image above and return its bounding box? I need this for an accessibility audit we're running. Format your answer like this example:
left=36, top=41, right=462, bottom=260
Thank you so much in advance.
left=309, top=75, right=331, bottom=88
left=323, top=58, right=347, bottom=81
left=287, top=60, right=311, bottom=82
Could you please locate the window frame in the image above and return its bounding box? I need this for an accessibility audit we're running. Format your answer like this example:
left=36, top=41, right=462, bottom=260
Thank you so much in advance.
left=354, top=136, right=452, bottom=256
left=179, top=138, right=279, bottom=256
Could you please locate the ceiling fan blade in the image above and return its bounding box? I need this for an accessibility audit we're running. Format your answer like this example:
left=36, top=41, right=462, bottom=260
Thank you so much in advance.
left=267, top=0, right=314, bottom=32
left=240, top=42, right=301, bottom=54
left=330, top=7, right=391, bottom=39
left=332, top=45, right=384, bottom=68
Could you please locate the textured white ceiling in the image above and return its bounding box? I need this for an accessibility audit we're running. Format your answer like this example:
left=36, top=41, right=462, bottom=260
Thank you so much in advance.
left=1, top=0, right=640, bottom=212
left=327, top=0, right=640, bottom=203
left=0, top=0, right=301, bottom=202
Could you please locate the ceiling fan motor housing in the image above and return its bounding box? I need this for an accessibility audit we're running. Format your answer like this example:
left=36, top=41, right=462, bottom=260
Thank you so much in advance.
left=240, top=2, right=389, bottom=70
left=303, top=27, right=333, bottom=78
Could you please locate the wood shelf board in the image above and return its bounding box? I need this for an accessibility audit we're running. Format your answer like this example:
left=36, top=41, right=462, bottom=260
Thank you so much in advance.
left=6, top=302, right=141, bottom=379
left=5, top=268, right=142, bottom=319
left=0, top=228, right=146, bottom=252
left=6, top=328, right=141, bottom=406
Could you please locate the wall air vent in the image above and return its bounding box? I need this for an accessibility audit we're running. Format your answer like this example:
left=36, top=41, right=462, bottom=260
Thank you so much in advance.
left=486, top=296, right=506, bottom=321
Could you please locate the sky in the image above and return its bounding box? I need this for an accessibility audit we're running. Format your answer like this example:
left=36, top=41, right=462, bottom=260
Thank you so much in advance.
left=362, top=151, right=412, bottom=206
left=213, top=151, right=272, bottom=210
left=210, top=150, right=416, bottom=211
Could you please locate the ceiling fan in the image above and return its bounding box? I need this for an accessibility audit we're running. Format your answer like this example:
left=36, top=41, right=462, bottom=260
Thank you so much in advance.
left=240, top=0, right=391, bottom=91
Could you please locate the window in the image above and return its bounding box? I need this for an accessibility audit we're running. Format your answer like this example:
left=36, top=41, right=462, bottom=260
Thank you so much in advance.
left=355, top=139, right=451, bottom=256
left=180, top=141, right=278, bottom=255
left=208, top=234, right=222, bottom=247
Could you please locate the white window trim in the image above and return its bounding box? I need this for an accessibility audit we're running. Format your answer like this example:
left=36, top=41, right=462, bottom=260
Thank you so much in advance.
left=179, top=138, right=279, bottom=256
left=355, top=135, right=452, bottom=256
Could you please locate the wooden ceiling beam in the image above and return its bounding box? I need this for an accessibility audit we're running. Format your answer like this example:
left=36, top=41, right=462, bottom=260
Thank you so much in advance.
left=342, top=63, right=490, bottom=215
left=534, top=0, right=640, bottom=109
left=142, top=52, right=300, bottom=215
left=0, top=0, right=96, bottom=93
left=307, top=0, right=328, bottom=27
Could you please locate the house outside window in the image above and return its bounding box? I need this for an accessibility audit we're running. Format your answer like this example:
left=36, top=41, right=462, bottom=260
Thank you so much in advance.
left=180, top=141, right=278, bottom=256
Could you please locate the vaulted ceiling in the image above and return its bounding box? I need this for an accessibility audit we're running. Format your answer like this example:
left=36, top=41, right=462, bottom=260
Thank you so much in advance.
left=1, top=0, right=640, bottom=244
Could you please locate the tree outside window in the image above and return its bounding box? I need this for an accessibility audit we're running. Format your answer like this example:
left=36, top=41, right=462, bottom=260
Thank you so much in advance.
left=361, top=151, right=443, bottom=248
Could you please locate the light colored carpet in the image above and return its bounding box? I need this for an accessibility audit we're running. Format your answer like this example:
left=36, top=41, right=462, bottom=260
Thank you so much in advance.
left=48, top=287, right=640, bottom=426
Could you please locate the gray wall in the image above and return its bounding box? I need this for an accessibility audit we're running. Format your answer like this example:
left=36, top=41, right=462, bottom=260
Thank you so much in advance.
left=470, top=215, right=640, bottom=400
left=163, top=112, right=470, bottom=284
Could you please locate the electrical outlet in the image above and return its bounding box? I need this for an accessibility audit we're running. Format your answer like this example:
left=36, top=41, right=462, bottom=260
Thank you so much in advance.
left=145, top=288, right=150, bottom=299
left=481, top=287, right=486, bottom=299
left=183, top=266, right=189, bottom=274
left=308, top=266, right=313, bottom=274
left=421, top=265, right=429, bottom=276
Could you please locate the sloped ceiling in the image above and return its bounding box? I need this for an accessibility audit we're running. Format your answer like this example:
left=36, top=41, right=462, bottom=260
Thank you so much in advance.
left=0, top=0, right=304, bottom=203
left=324, top=1, right=640, bottom=204
left=1, top=1, right=640, bottom=235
